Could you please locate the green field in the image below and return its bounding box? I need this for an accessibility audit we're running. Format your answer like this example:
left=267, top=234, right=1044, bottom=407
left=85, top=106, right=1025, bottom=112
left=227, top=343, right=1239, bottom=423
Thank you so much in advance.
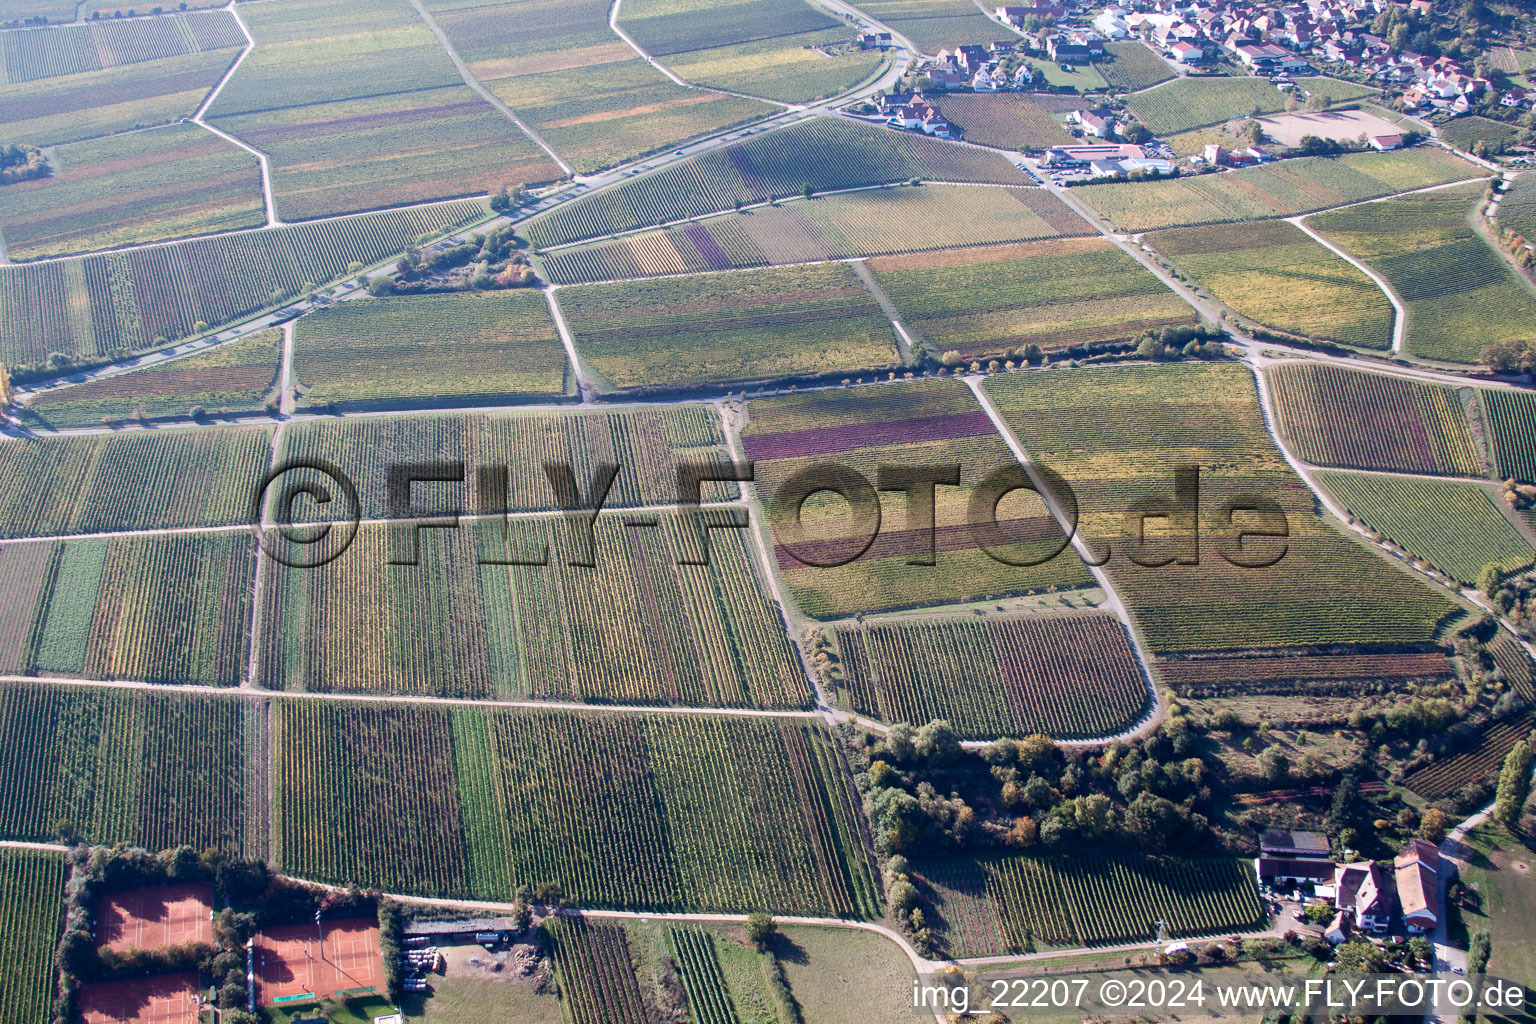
left=1308, top=181, right=1536, bottom=362
left=258, top=513, right=808, bottom=706
left=294, top=290, right=569, bottom=407
left=20, top=328, right=281, bottom=428
left=917, top=854, right=1267, bottom=956
left=274, top=700, right=878, bottom=914
left=541, top=184, right=1094, bottom=284
left=1094, top=40, right=1175, bottom=91
left=0, top=682, right=254, bottom=850
left=0, top=848, right=67, bottom=1024
left=936, top=92, right=1074, bottom=150
left=1266, top=362, right=1483, bottom=476
left=1077, top=147, right=1480, bottom=232
left=1446, top=824, right=1536, bottom=988
left=558, top=262, right=899, bottom=391
left=1146, top=219, right=1394, bottom=350
left=867, top=236, right=1194, bottom=361
left=1318, top=472, right=1534, bottom=584
left=777, top=925, right=918, bottom=1024
left=1497, top=171, right=1536, bottom=238
left=0, top=124, right=263, bottom=259
left=835, top=611, right=1150, bottom=739
left=1480, top=388, right=1536, bottom=483
left=0, top=199, right=484, bottom=368
left=1, top=532, right=254, bottom=685
left=742, top=376, right=1093, bottom=617
left=524, top=117, right=1027, bottom=249
left=0, top=426, right=271, bottom=537
left=981, top=363, right=1457, bottom=657
left=839, top=0, right=1000, bottom=52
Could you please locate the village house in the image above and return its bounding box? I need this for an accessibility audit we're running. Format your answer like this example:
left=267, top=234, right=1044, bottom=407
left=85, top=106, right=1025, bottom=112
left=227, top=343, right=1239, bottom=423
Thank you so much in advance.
left=1395, top=839, right=1440, bottom=935
left=1260, top=829, right=1332, bottom=859
left=1334, top=861, right=1394, bottom=935
left=1256, top=856, right=1337, bottom=888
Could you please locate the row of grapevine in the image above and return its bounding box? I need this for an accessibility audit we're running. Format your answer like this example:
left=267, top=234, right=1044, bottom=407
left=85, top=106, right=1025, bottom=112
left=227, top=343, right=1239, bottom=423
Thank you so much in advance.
left=545, top=918, right=651, bottom=1024
left=668, top=927, right=739, bottom=1024
left=1403, top=715, right=1536, bottom=800
left=1480, top=388, right=1536, bottom=484
left=0, top=200, right=483, bottom=367
left=0, top=11, right=243, bottom=83
left=836, top=612, right=1149, bottom=740
left=274, top=700, right=878, bottom=915
left=0, top=682, right=251, bottom=851
left=1267, top=362, right=1482, bottom=476
left=0, top=848, right=67, bottom=1024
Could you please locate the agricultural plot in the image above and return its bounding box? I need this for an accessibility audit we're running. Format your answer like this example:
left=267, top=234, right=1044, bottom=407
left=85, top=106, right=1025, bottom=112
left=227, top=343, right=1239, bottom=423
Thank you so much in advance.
left=1146, top=220, right=1393, bottom=351
left=1480, top=389, right=1536, bottom=483
left=275, top=404, right=730, bottom=521
left=1094, top=40, right=1175, bottom=91
left=1496, top=171, right=1536, bottom=239
left=1265, top=362, right=1483, bottom=476
left=1317, top=471, right=1534, bottom=584
left=0, top=848, right=66, bottom=1024
left=541, top=184, right=1093, bottom=284
left=1489, top=633, right=1535, bottom=702
left=524, top=118, right=1027, bottom=249
left=19, top=328, right=282, bottom=428
left=935, top=93, right=1073, bottom=150
left=866, top=237, right=1193, bottom=362
left=274, top=701, right=879, bottom=915
left=835, top=611, right=1149, bottom=739
left=668, top=927, right=749, bottom=1024
left=916, top=854, right=1265, bottom=956
left=1077, top=147, right=1480, bottom=233
left=0, top=123, right=263, bottom=260
left=558, top=262, right=899, bottom=392
left=1308, top=181, right=1536, bottom=363
left=742, top=376, right=1092, bottom=618
left=1, top=532, right=254, bottom=686
left=293, top=290, right=569, bottom=407
left=0, top=48, right=239, bottom=146
left=1437, top=116, right=1524, bottom=155
left=258, top=512, right=808, bottom=706
left=0, top=682, right=252, bottom=851
left=0, top=199, right=483, bottom=367
left=1403, top=715, right=1536, bottom=800
left=618, top=0, right=837, bottom=56
left=981, top=363, right=1458, bottom=659
left=1157, top=650, right=1452, bottom=697
left=1124, top=75, right=1291, bottom=135
left=843, top=0, right=1000, bottom=52
left=0, top=426, right=270, bottom=537
left=0, top=10, right=243, bottom=82
left=545, top=918, right=652, bottom=1024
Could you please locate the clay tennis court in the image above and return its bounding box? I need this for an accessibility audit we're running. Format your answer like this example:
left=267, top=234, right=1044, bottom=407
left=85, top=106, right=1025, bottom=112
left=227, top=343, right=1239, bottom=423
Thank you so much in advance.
left=77, top=972, right=200, bottom=1024
left=96, top=883, right=214, bottom=953
left=255, top=917, right=385, bottom=1004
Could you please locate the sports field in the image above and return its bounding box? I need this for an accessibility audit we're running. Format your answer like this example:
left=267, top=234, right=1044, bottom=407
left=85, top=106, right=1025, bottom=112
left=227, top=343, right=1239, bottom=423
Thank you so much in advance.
left=96, top=883, right=215, bottom=953
left=255, top=917, right=385, bottom=1004
left=77, top=973, right=200, bottom=1024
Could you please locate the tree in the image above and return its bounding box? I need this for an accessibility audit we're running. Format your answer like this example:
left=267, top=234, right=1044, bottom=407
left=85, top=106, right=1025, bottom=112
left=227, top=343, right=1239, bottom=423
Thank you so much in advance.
left=1121, top=121, right=1152, bottom=144
left=1479, top=562, right=1504, bottom=598
left=1123, top=792, right=1182, bottom=847
left=915, top=720, right=961, bottom=766
left=0, top=364, right=11, bottom=407
left=1481, top=338, right=1536, bottom=377
left=1493, top=740, right=1533, bottom=830
left=1419, top=807, right=1452, bottom=843
left=1304, top=93, right=1332, bottom=113
left=1257, top=747, right=1291, bottom=787
left=1007, top=815, right=1039, bottom=848
left=745, top=912, right=776, bottom=949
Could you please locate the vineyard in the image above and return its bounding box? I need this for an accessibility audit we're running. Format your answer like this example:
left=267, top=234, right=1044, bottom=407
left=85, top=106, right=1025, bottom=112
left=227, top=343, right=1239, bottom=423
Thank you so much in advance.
left=835, top=611, right=1150, bottom=740
left=1125, top=76, right=1292, bottom=135
left=1489, top=632, right=1535, bottom=702
left=1094, top=40, right=1176, bottom=91
left=1496, top=170, right=1536, bottom=239
left=917, top=854, right=1266, bottom=956
left=1437, top=116, right=1525, bottom=155
left=1266, top=362, right=1483, bottom=476
left=0, top=10, right=244, bottom=83
left=545, top=918, right=652, bottom=1024
left=0, top=122, right=264, bottom=260
left=558, top=261, right=899, bottom=392
left=293, top=290, right=570, bottom=407
left=0, top=199, right=484, bottom=367
left=843, top=0, right=999, bottom=51
left=1317, top=472, right=1534, bottom=585
left=540, top=184, right=1094, bottom=284
left=0, top=426, right=271, bottom=538
left=981, top=363, right=1458, bottom=657
left=867, top=237, right=1194, bottom=362
left=0, top=682, right=253, bottom=851
left=258, top=513, right=808, bottom=707
left=0, top=848, right=66, bottom=1024
left=523, top=118, right=1027, bottom=248
left=618, top=0, right=837, bottom=57
left=664, top=28, right=887, bottom=105
left=274, top=701, right=879, bottom=915
left=1403, top=715, right=1536, bottom=800
left=1308, top=181, right=1536, bottom=363
left=1077, top=148, right=1480, bottom=233
left=1480, top=388, right=1536, bottom=483
left=275, top=404, right=731, bottom=522
left=20, top=328, right=282, bottom=429
left=935, top=94, right=1074, bottom=150
left=742, top=376, right=1091, bottom=618
left=1157, top=650, right=1452, bottom=697
left=1146, top=220, right=1394, bottom=351
left=668, top=927, right=746, bottom=1024
left=4, top=532, right=255, bottom=686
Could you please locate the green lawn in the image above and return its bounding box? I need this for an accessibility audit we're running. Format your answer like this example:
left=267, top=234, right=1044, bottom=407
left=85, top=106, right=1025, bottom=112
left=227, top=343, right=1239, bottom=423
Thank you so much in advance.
left=777, top=925, right=917, bottom=1024
left=1452, top=823, right=1536, bottom=993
